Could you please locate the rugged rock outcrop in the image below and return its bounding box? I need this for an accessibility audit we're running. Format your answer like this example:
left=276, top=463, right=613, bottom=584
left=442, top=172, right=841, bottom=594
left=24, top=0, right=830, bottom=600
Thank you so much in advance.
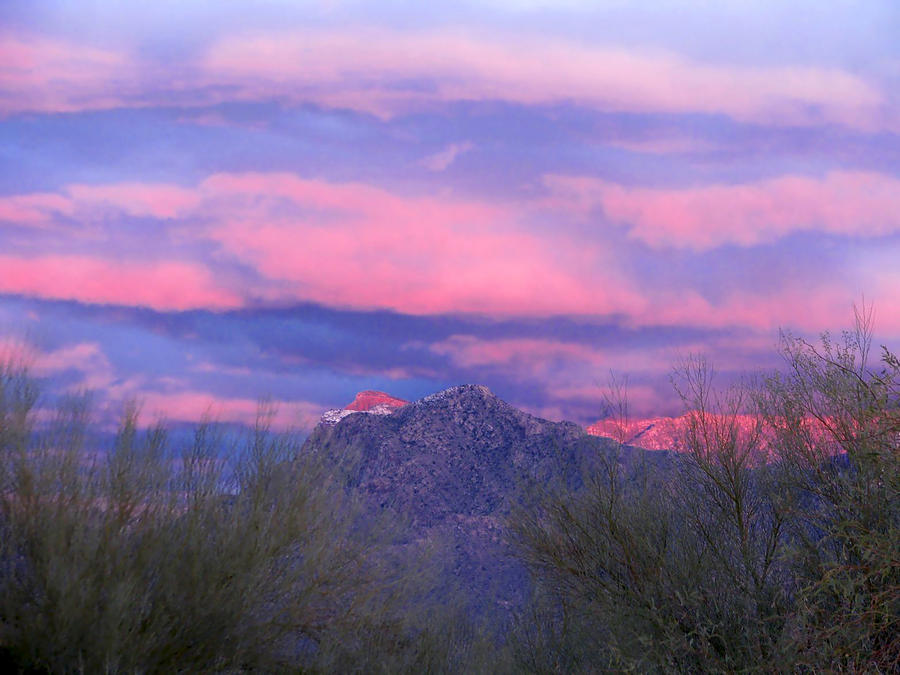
left=301, top=384, right=667, bottom=622
left=320, top=390, right=408, bottom=425
left=344, top=390, right=408, bottom=412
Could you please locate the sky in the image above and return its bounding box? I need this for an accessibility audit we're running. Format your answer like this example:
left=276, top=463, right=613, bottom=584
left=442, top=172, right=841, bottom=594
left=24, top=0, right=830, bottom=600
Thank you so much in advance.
left=1, top=1, right=898, bottom=430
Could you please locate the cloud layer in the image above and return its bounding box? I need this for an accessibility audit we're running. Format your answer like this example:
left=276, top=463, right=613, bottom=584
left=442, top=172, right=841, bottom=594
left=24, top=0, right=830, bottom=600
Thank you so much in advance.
left=545, top=171, right=900, bottom=250
left=1, top=3, right=897, bottom=426
left=2, top=28, right=893, bottom=132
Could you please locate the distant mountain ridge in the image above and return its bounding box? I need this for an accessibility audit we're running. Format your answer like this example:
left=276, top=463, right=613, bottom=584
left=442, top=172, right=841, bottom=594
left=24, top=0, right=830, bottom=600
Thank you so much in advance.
left=322, top=388, right=762, bottom=453
left=587, top=416, right=690, bottom=451
left=587, top=414, right=768, bottom=453
left=320, top=388, right=731, bottom=453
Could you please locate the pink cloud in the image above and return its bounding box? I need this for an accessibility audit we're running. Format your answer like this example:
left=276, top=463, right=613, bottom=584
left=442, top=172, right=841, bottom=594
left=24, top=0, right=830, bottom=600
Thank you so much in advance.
left=204, top=29, right=891, bottom=130
left=137, top=391, right=324, bottom=430
left=200, top=172, right=643, bottom=316
left=0, top=30, right=892, bottom=131
left=33, top=341, right=103, bottom=372
left=20, top=345, right=324, bottom=429
left=0, top=339, right=124, bottom=399
left=198, top=172, right=500, bottom=223
left=544, top=171, right=900, bottom=250
left=430, top=331, right=779, bottom=378
left=603, top=135, right=719, bottom=155
left=430, top=336, right=691, bottom=417
left=431, top=335, right=607, bottom=370
left=65, top=183, right=202, bottom=219
left=420, top=142, right=475, bottom=171
left=31, top=342, right=119, bottom=391
left=0, top=193, right=74, bottom=227
left=548, top=382, right=675, bottom=419
left=0, top=174, right=644, bottom=316
left=852, top=247, right=900, bottom=335
left=3, top=173, right=891, bottom=338
left=0, top=254, right=240, bottom=311
left=641, top=286, right=878, bottom=335
left=0, top=183, right=201, bottom=227
left=0, top=33, right=135, bottom=115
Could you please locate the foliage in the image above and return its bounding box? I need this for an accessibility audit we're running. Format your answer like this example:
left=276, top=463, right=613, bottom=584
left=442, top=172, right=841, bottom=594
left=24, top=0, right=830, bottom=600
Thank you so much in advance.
left=758, top=305, right=899, bottom=671
left=2, top=308, right=895, bottom=672
left=511, top=309, right=899, bottom=672
left=0, top=364, right=504, bottom=673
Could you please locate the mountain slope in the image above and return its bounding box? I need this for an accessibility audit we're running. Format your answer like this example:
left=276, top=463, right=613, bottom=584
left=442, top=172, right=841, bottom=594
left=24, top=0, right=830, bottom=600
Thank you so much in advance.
left=301, top=384, right=668, bottom=621
left=587, top=413, right=766, bottom=452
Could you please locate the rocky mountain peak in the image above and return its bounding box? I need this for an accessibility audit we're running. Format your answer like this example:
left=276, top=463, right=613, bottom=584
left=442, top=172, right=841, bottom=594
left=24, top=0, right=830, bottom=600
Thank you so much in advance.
left=422, top=383, right=493, bottom=402
left=320, top=389, right=408, bottom=425
left=345, top=390, right=408, bottom=412
left=390, top=383, right=563, bottom=439
left=412, top=383, right=506, bottom=413
left=301, top=384, right=670, bottom=623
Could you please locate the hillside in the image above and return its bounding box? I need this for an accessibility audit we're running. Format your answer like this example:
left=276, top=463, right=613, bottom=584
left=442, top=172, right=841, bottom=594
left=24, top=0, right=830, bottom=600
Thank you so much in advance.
left=302, top=384, right=669, bottom=620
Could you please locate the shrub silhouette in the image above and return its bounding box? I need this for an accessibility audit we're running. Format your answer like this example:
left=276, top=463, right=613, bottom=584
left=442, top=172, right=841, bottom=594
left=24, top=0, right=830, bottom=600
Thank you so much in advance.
left=511, top=308, right=899, bottom=672
left=758, top=308, right=899, bottom=670
left=2, top=308, right=895, bottom=672
left=0, top=361, right=502, bottom=673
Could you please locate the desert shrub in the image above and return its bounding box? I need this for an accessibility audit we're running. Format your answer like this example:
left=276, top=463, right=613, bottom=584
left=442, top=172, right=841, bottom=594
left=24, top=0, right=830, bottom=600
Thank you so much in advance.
left=511, top=428, right=786, bottom=671
left=0, top=384, right=364, bottom=671
left=0, top=365, right=493, bottom=673
left=758, top=307, right=899, bottom=671
left=511, top=309, right=899, bottom=672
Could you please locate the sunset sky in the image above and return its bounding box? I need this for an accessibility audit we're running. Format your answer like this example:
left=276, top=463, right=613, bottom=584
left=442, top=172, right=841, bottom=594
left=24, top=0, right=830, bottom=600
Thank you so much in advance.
left=1, top=1, right=898, bottom=429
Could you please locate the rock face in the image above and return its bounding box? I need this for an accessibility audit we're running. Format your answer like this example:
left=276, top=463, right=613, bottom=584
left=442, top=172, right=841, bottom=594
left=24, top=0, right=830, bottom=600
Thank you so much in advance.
left=301, top=384, right=659, bottom=622
left=587, top=416, right=686, bottom=450
left=344, top=390, right=408, bottom=412
left=588, top=413, right=764, bottom=453
left=306, top=385, right=609, bottom=525
left=320, top=390, right=408, bottom=425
